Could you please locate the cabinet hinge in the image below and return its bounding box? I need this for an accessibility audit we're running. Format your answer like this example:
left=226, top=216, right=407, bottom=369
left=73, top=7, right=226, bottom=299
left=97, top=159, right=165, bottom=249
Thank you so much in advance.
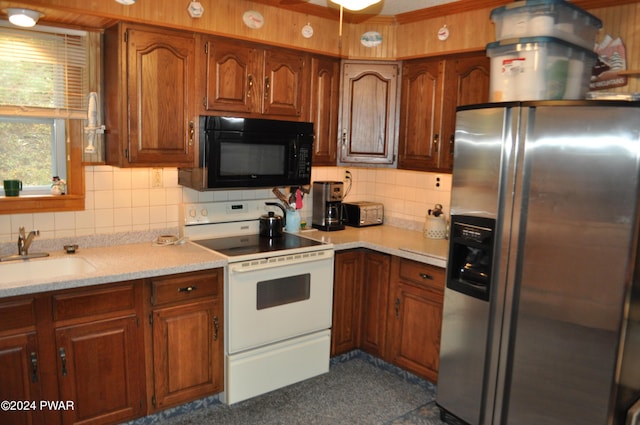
left=203, top=96, right=207, bottom=108
left=125, top=148, right=129, bottom=160
left=204, top=41, right=208, bottom=55
left=151, top=395, right=156, bottom=407
left=136, top=317, right=140, bottom=328
left=148, top=313, right=153, bottom=326
left=124, top=30, right=128, bottom=43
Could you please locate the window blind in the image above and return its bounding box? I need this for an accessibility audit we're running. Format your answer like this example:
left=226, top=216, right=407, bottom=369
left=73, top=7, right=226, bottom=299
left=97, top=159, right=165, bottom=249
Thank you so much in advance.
left=0, top=24, right=88, bottom=118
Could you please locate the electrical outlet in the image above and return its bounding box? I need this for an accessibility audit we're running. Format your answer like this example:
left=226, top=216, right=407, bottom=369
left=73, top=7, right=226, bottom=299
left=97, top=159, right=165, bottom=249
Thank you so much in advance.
left=151, top=168, right=163, bottom=188
left=434, top=175, right=442, bottom=189
left=344, top=170, right=352, bottom=180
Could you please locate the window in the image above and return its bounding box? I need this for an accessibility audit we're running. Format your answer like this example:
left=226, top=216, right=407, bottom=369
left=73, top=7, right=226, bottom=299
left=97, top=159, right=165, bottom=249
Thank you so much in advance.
left=0, top=23, right=88, bottom=197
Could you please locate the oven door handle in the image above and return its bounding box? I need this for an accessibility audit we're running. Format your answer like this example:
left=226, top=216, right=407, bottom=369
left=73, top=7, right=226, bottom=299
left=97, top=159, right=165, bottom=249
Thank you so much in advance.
left=228, top=250, right=333, bottom=273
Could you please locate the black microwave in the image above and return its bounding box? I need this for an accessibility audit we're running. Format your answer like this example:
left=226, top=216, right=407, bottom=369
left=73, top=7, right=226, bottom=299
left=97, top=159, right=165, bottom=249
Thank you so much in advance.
left=178, top=116, right=314, bottom=190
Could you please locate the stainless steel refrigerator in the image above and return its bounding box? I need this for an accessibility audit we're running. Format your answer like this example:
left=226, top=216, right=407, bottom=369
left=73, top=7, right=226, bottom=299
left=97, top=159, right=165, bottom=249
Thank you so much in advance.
left=436, top=101, right=640, bottom=425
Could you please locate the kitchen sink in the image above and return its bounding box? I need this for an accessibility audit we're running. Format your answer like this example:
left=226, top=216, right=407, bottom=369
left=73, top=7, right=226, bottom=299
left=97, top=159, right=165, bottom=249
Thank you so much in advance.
left=0, top=256, right=96, bottom=284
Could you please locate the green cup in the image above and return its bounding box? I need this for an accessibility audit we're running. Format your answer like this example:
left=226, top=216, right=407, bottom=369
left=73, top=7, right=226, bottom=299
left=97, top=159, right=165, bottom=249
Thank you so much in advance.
left=3, top=180, right=22, bottom=197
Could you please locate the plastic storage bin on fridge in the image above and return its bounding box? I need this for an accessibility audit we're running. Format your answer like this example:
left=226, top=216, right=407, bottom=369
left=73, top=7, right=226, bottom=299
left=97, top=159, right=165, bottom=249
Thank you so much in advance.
left=486, top=36, right=598, bottom=101
left=490, top=0, right=602, bottom=50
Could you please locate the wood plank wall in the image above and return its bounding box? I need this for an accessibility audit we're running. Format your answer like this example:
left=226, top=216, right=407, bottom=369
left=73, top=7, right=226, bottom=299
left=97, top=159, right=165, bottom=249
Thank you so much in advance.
left=591, top=3, right=640, bottom=93
left=2, top=0, right=639, bottom=92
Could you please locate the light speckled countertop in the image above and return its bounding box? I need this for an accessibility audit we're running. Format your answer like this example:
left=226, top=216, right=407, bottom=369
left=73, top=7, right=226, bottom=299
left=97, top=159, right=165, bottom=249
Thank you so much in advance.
left=0, top=242, right=227, bottom=298
left=303, top=225, right=448, bottom=268
left=0, top=225, right=448, bottom=299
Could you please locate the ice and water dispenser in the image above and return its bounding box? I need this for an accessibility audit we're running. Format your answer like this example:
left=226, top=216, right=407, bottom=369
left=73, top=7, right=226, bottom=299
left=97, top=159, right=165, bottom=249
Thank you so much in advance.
left=447, top=216, right=495, bottom=301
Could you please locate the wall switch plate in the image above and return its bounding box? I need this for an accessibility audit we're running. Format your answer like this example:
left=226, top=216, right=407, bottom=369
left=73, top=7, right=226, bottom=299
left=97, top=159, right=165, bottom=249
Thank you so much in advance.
left=151, top=168, right=163, bottom=188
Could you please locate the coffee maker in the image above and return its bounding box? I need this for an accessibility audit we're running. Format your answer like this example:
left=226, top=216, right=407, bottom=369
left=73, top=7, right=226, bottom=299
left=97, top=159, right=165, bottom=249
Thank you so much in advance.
left=312, top=181, right=345, bottom=231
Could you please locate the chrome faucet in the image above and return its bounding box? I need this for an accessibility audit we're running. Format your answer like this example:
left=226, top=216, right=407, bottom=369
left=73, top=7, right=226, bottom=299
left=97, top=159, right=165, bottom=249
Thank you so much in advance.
left=18, top=227, right=40, bottom=256
left=0, top=228, right=49, bottom=262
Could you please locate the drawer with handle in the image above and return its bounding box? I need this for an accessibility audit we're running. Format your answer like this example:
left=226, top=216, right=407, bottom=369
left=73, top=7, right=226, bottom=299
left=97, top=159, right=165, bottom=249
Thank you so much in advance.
left=151, top=269, right=221, bottom=306
left=397, top=258, right=445, bottom=292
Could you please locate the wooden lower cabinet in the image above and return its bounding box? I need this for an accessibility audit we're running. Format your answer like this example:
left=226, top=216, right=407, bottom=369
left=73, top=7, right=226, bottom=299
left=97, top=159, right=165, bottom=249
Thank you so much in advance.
left=0, top=331, right=42, bottom=425
left=331, top=252, right=444, bottom=382
left=52, top=281, right=146, bottom=425
left=331, top=250, right=363, bottom=355
left=148, top=269, right=223, bottom=411
left=387, top=257, right=445, bottom=382
left=55, top=316, right=144, bottom=425
left=359, top=252, right=391, bottom=358
left=0, top=297, right=42, bottom=425
left=0, top=268, right=224, bottom=425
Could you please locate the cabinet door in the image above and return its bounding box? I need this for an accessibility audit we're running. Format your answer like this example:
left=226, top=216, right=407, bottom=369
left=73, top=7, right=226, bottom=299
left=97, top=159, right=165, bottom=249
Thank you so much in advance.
left=439, top=54, right=490, bottom=171
left=397, top=59, right=444, bottom=171
left=0, top=332, right=42, bottom=425
left=203, top=38, right=261, bottom=114
left=331, top=250, right=363, bottom=356
left=310, top=56, right=340, bottom=166
left=55, top=316, right=144, bottom=425
left=340, top=61, right=400, bottom=165
left=126, top=27, right=195, bottom=165
left=389, top=281, right=443, bottom=383
left=152, top=299, right=222, bottom=409
left=262, top=49, right=305, bottom=117
left=360, top=252, right=391, bottom=358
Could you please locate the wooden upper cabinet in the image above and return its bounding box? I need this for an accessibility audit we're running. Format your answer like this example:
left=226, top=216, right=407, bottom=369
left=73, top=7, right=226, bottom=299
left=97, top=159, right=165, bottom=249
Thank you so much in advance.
left=310, top=55, right=340, bottom=166
left=398, top=59, right=444, bottom=171
left=202, top=38, right=260, bottom=114
left=104, top=23, right=196, bottom=167
left=339, top=61, right=401, bottom=166
left=439, top=54, right=490, bottom=171
left=398, top=52, right=489, bottom=172
left=263, top=48, right=306, bottom=117
left=201, top=37, right=306, bottom=119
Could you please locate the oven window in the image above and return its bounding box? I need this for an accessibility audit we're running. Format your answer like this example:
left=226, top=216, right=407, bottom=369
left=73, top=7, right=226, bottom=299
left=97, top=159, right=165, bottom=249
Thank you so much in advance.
left=256, top=274, right=310, bottom=310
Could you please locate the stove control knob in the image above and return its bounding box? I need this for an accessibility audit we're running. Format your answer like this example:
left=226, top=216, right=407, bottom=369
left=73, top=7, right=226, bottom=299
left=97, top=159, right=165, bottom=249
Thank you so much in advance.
left=201, top=208, right=209, bottom=218
left=188, top=208, right=197, bottom=218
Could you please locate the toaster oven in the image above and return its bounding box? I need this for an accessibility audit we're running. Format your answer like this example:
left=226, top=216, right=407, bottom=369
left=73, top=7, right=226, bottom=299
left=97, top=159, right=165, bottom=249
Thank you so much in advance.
left=343, top=202, right=384, bottom=227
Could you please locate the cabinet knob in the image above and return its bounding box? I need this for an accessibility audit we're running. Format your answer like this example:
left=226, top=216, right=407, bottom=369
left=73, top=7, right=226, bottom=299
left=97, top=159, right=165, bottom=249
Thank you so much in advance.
left=433, top=134, right=439, bottom=153
left=189, top=121, right=194, bottom=147
left=419, top=272, right=434, bottom=280
left=449, top=134, right=455, bottom=155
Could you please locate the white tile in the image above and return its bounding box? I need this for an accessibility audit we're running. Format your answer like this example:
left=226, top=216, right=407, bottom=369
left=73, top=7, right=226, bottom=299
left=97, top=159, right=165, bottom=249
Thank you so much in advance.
left=149, top=188, right=167, bottom=206
left=114, top=191, right=132, bottom=208
left=75, top=210, right=95, bottom=230
left=114, top=208, right=133, bottom=226
left=149, top=205, right=167, bottom=224
left=94, top=209, right=114, bottom=229
left=132, top=207, right=150, bottom=225
left=34, top=213, right=55, bottom=232
left=54, top=212, right=76, bottom=231
left=131, top=189, right=150, bottom=207
left=94, top=169, right=114, bottom=191
left=94, top=190, right=115, bottom=210
left=131, top=169, right=150, bottom=189
left=10, top=214, right=34, bottom=231
left=113, top=168, right=133, bottom=190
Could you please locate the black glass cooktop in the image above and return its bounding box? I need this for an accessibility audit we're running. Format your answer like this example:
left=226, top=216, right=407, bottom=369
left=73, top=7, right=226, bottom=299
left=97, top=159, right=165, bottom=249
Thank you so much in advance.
left=193, top=233, right=323, bottom=257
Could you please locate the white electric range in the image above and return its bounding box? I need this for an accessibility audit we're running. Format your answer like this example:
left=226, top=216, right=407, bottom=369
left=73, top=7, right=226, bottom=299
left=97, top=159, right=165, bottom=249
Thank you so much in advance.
left=181, top=199, right=334, bottom=405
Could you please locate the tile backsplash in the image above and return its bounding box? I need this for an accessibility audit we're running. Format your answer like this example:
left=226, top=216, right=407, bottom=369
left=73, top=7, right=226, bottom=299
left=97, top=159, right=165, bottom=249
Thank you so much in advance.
left=0, top=165, right=451, bottom=245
